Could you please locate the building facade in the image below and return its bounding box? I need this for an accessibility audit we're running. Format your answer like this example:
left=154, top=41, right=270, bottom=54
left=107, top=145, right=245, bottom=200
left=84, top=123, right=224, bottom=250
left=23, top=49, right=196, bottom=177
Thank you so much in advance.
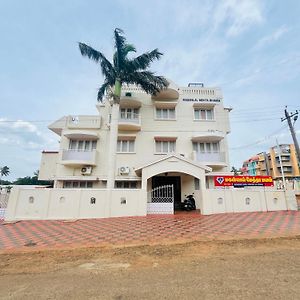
left=5, top=81, right=298, bottom=221
left=39, top=81, right=231, bottom=210
left=242, top=144, right=300, bottom=180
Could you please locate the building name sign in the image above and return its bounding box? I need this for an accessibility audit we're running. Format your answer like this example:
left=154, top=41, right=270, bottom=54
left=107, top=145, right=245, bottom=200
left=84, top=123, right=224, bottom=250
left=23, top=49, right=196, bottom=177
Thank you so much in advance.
left=182, top=98, right=221, bottom=103
left=214, top=176, right=274, bottom=187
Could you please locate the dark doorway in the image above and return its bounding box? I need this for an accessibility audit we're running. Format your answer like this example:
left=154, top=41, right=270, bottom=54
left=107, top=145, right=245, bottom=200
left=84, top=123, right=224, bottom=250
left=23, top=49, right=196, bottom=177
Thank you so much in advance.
left=152, top=176, right=181, bottom=210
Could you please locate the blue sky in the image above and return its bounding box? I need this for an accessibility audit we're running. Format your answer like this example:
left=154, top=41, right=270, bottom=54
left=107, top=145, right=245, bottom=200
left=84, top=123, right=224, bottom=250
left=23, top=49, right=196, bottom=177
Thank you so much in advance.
left=1, top=0, right=300, bottom=181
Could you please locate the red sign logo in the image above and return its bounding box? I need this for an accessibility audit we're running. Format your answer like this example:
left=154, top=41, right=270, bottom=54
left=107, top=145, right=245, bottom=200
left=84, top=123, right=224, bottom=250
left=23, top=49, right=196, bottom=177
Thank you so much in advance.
left=214, top=176, right=274, bottom=187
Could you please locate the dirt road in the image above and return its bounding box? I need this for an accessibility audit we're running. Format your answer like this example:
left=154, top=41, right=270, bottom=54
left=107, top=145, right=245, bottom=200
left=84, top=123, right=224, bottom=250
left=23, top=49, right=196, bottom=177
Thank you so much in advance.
left=0, top=237, right=299, bottom=299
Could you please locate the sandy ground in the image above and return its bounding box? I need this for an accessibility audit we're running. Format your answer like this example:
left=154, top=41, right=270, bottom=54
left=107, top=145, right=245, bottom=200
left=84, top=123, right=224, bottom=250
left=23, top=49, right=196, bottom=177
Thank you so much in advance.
left=0, top=237, right=299, bottom=299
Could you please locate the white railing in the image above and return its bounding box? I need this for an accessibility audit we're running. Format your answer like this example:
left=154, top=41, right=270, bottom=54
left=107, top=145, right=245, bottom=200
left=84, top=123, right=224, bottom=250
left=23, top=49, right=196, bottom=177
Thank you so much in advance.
left=67, top=116, right=101, bottom=129
left=62, top=150, right=96, bottom=162
left=119, top=113, right=141, bottom=124
left=181, top=87, right=222, bottom=97
left=195, top=152, right=225, bottom=163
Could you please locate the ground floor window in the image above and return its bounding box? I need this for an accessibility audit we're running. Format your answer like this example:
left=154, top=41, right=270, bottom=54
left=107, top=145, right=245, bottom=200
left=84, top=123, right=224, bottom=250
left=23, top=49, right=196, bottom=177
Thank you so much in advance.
left=63, top=181, right=93, bottom=188
left=115, top=181, right=138, bottom=189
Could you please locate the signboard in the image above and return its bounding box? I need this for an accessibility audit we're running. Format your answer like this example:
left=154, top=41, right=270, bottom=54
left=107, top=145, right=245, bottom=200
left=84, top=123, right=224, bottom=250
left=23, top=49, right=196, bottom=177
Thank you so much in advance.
left=182, top=98, right=221, bottom=103
left=214, top=176, right=274, bottom=187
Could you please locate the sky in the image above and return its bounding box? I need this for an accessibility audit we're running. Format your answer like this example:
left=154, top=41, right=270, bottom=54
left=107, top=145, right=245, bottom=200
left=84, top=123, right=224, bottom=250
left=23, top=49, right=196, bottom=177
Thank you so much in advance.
left=0, top=0, right=300, bottom=181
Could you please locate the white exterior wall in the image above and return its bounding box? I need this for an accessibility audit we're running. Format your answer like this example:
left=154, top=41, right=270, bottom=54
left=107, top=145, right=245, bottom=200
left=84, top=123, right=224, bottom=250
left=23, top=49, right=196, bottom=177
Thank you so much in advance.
left=5, top=187, right=297, bottom=221
left=5, top=187, right=145, bottom=221
left=202, top=188, right=297, bottom=215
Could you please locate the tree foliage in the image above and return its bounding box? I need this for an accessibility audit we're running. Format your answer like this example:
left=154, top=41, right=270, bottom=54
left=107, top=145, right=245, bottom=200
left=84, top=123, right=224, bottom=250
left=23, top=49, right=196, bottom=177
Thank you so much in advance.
left=79, top=28, right=168, bottom=102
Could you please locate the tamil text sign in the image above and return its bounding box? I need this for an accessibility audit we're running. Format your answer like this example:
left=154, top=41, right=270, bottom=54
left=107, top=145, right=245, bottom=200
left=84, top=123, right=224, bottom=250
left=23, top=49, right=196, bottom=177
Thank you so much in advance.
left=214, top=176, right=274, bottom=187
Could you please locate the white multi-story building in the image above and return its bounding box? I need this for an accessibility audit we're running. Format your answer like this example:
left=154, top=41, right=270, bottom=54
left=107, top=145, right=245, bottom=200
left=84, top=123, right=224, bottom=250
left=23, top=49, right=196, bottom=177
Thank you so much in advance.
left=5, top=80, right=297, bottom=221
left=39, top=80, right=231, bottom=211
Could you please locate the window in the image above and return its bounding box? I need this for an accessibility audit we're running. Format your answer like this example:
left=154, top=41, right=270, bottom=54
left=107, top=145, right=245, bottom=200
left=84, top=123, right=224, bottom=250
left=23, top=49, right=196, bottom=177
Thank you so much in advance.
left=155, top=140, right=176, bottom=153
left=69, top=140, right=97, bottom=151
left=115, top=181, right=138, bottom=189
left=63, top=181, right=93, bottom=188
left=194, top=109, right=214, bottom=120
left=193, top=142, right=220, bottom=153
left=120, top=108, right=139, bottom=120
left=117, top=139, right=135, bottom=153
left=156, top=108, right=176, bottom=120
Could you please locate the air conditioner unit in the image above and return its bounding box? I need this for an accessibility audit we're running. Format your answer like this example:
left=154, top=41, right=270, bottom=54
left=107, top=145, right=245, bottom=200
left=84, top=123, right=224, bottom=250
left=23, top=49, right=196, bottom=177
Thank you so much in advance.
left=81, top=166, right=92, bottom=175
left=119, top=166, right=130, bottom=175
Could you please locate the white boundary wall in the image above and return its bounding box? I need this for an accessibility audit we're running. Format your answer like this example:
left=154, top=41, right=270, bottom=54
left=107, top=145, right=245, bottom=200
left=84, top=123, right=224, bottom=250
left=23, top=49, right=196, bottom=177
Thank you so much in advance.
left=4, top=187, right=298, bottom=221
left=5, top=188, right=146, bottom=221
left=202, top=188, right=297, bottom=215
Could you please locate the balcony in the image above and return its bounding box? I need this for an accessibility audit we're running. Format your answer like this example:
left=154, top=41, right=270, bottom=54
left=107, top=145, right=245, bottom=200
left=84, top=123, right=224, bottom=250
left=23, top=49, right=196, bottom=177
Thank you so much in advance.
left=191, top=131, right=225, bottom=142
left=61, top=150, right=97, bottom=166
left=192, top=151, right=226, bottom=167
left=118, top=114, right=141, bottom=131
left=67, top=115, right=101, bottom=129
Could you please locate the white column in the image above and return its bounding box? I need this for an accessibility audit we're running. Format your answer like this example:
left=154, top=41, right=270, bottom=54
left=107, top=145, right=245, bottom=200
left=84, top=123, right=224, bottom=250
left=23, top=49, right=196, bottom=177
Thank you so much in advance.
left=107, top=103, right=120, bottom=189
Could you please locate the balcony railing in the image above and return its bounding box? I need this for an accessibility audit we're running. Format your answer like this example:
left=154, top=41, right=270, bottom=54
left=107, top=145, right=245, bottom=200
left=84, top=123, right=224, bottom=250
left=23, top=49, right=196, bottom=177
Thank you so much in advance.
left=193, top=151, right=226, bottom=164
left=61, top=150, right=97, bottom=166
left=118, top=114, right=141, bottom=130
left=67, top=116, right=101, bottom=129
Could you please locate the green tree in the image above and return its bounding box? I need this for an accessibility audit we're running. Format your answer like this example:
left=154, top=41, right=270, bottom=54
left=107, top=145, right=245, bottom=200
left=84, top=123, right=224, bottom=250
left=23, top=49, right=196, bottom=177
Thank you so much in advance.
left=231, top=166, right=242, bottom=176
left=79, top=28, right=168, bottom=188
left=0, top=166, right=10, bottom=185
left=79, top=28, right=168, bottom=103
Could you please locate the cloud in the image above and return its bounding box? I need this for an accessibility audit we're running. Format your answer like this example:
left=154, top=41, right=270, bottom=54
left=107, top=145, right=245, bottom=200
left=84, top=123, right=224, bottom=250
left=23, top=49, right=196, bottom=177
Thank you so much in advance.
left=253, top=25, right=290, bottom=50
left=213, top=0, right=264, bottom=37
left=0, top=118, right=56, bottom=150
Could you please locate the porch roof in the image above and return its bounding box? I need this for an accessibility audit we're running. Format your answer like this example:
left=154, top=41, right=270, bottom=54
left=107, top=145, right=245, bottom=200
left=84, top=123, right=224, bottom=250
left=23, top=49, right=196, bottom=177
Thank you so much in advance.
left=134, top=154, right=212, bottom=176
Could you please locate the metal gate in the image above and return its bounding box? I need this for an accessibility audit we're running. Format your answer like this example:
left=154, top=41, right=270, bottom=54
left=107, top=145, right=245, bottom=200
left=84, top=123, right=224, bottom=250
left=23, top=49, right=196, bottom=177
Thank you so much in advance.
left=0, top=194, right=9, bottom=220
left=147, top=185, right=174, bottom=214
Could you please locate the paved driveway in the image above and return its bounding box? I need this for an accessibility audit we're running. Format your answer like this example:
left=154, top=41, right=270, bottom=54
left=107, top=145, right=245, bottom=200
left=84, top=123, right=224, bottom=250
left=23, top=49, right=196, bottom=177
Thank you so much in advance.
left=0, top=211, right=299, bottom=251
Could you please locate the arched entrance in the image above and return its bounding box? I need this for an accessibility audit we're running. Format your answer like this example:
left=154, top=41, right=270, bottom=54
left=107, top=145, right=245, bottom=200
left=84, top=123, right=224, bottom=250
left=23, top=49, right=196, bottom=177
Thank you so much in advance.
left=135, top=155, right=211, bottom=214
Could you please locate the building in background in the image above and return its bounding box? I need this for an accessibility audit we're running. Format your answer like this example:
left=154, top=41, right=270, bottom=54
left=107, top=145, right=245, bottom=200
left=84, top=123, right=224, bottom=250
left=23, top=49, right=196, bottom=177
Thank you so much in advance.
left=242, top=144, right=300, bottom=182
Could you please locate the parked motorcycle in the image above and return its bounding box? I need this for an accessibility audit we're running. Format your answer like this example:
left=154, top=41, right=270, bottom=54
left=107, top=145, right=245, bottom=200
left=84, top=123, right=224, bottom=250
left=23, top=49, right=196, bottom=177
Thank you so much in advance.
left=182, top=193, right=196, bottom=211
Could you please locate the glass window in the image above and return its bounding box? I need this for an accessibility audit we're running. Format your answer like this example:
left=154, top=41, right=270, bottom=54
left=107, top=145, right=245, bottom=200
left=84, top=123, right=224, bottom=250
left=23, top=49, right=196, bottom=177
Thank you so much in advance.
left=69, top=140, right=77, bottom=150
left=80, top=181, right=86, bottom=188
left=91, top=141, right=97, bottom=150
left=155, top=140, right=176, bottom=153
left=117, top=140, right=135, bottom=153
left=169, top=109, right=175, bottom=119
left=73, top=182, right=79, bottom=188
left=84, top=141, right=90, bottom=151
left=194, top=109, right=214, bottom=120
left=207, top=110, right=213, bottom=120
left=87, top=182, right=93, bottom=188
left=156, top=108, right=176, bottom=120
left=193, top=142, right=220, bottom=153
left=129, top=140, right=134, bottom=152
left=212, top=142, right=219, bottom=152
left=115, top=181, right=138, bottom=189
left=200, top=143, right=205, bottom=152
left=121, top=141, right=127, bottom=152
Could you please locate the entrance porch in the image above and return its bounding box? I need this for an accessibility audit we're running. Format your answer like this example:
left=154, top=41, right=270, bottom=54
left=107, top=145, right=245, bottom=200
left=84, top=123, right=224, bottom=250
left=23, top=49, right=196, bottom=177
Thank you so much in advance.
left=134, top=154, right=212, bottom=215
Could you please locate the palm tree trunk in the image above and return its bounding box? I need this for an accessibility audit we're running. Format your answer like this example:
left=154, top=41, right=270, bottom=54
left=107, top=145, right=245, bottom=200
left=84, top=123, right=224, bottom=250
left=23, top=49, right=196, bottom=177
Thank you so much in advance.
left=107, top=79, right=121, bottom=189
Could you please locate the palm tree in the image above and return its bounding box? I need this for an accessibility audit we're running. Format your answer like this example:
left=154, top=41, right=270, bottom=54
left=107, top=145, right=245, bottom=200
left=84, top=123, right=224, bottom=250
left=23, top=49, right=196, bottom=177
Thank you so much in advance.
left=78, top=28, right=168, bottom=103
left=79, top=28, right=168, bottom=188
left=0, top=166, right=10, bottom=186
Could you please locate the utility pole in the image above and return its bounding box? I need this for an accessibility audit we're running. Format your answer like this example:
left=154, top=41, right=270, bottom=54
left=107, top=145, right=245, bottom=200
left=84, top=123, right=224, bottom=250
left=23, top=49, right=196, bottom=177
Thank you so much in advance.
left=281, top=107, right=300, bottom=165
